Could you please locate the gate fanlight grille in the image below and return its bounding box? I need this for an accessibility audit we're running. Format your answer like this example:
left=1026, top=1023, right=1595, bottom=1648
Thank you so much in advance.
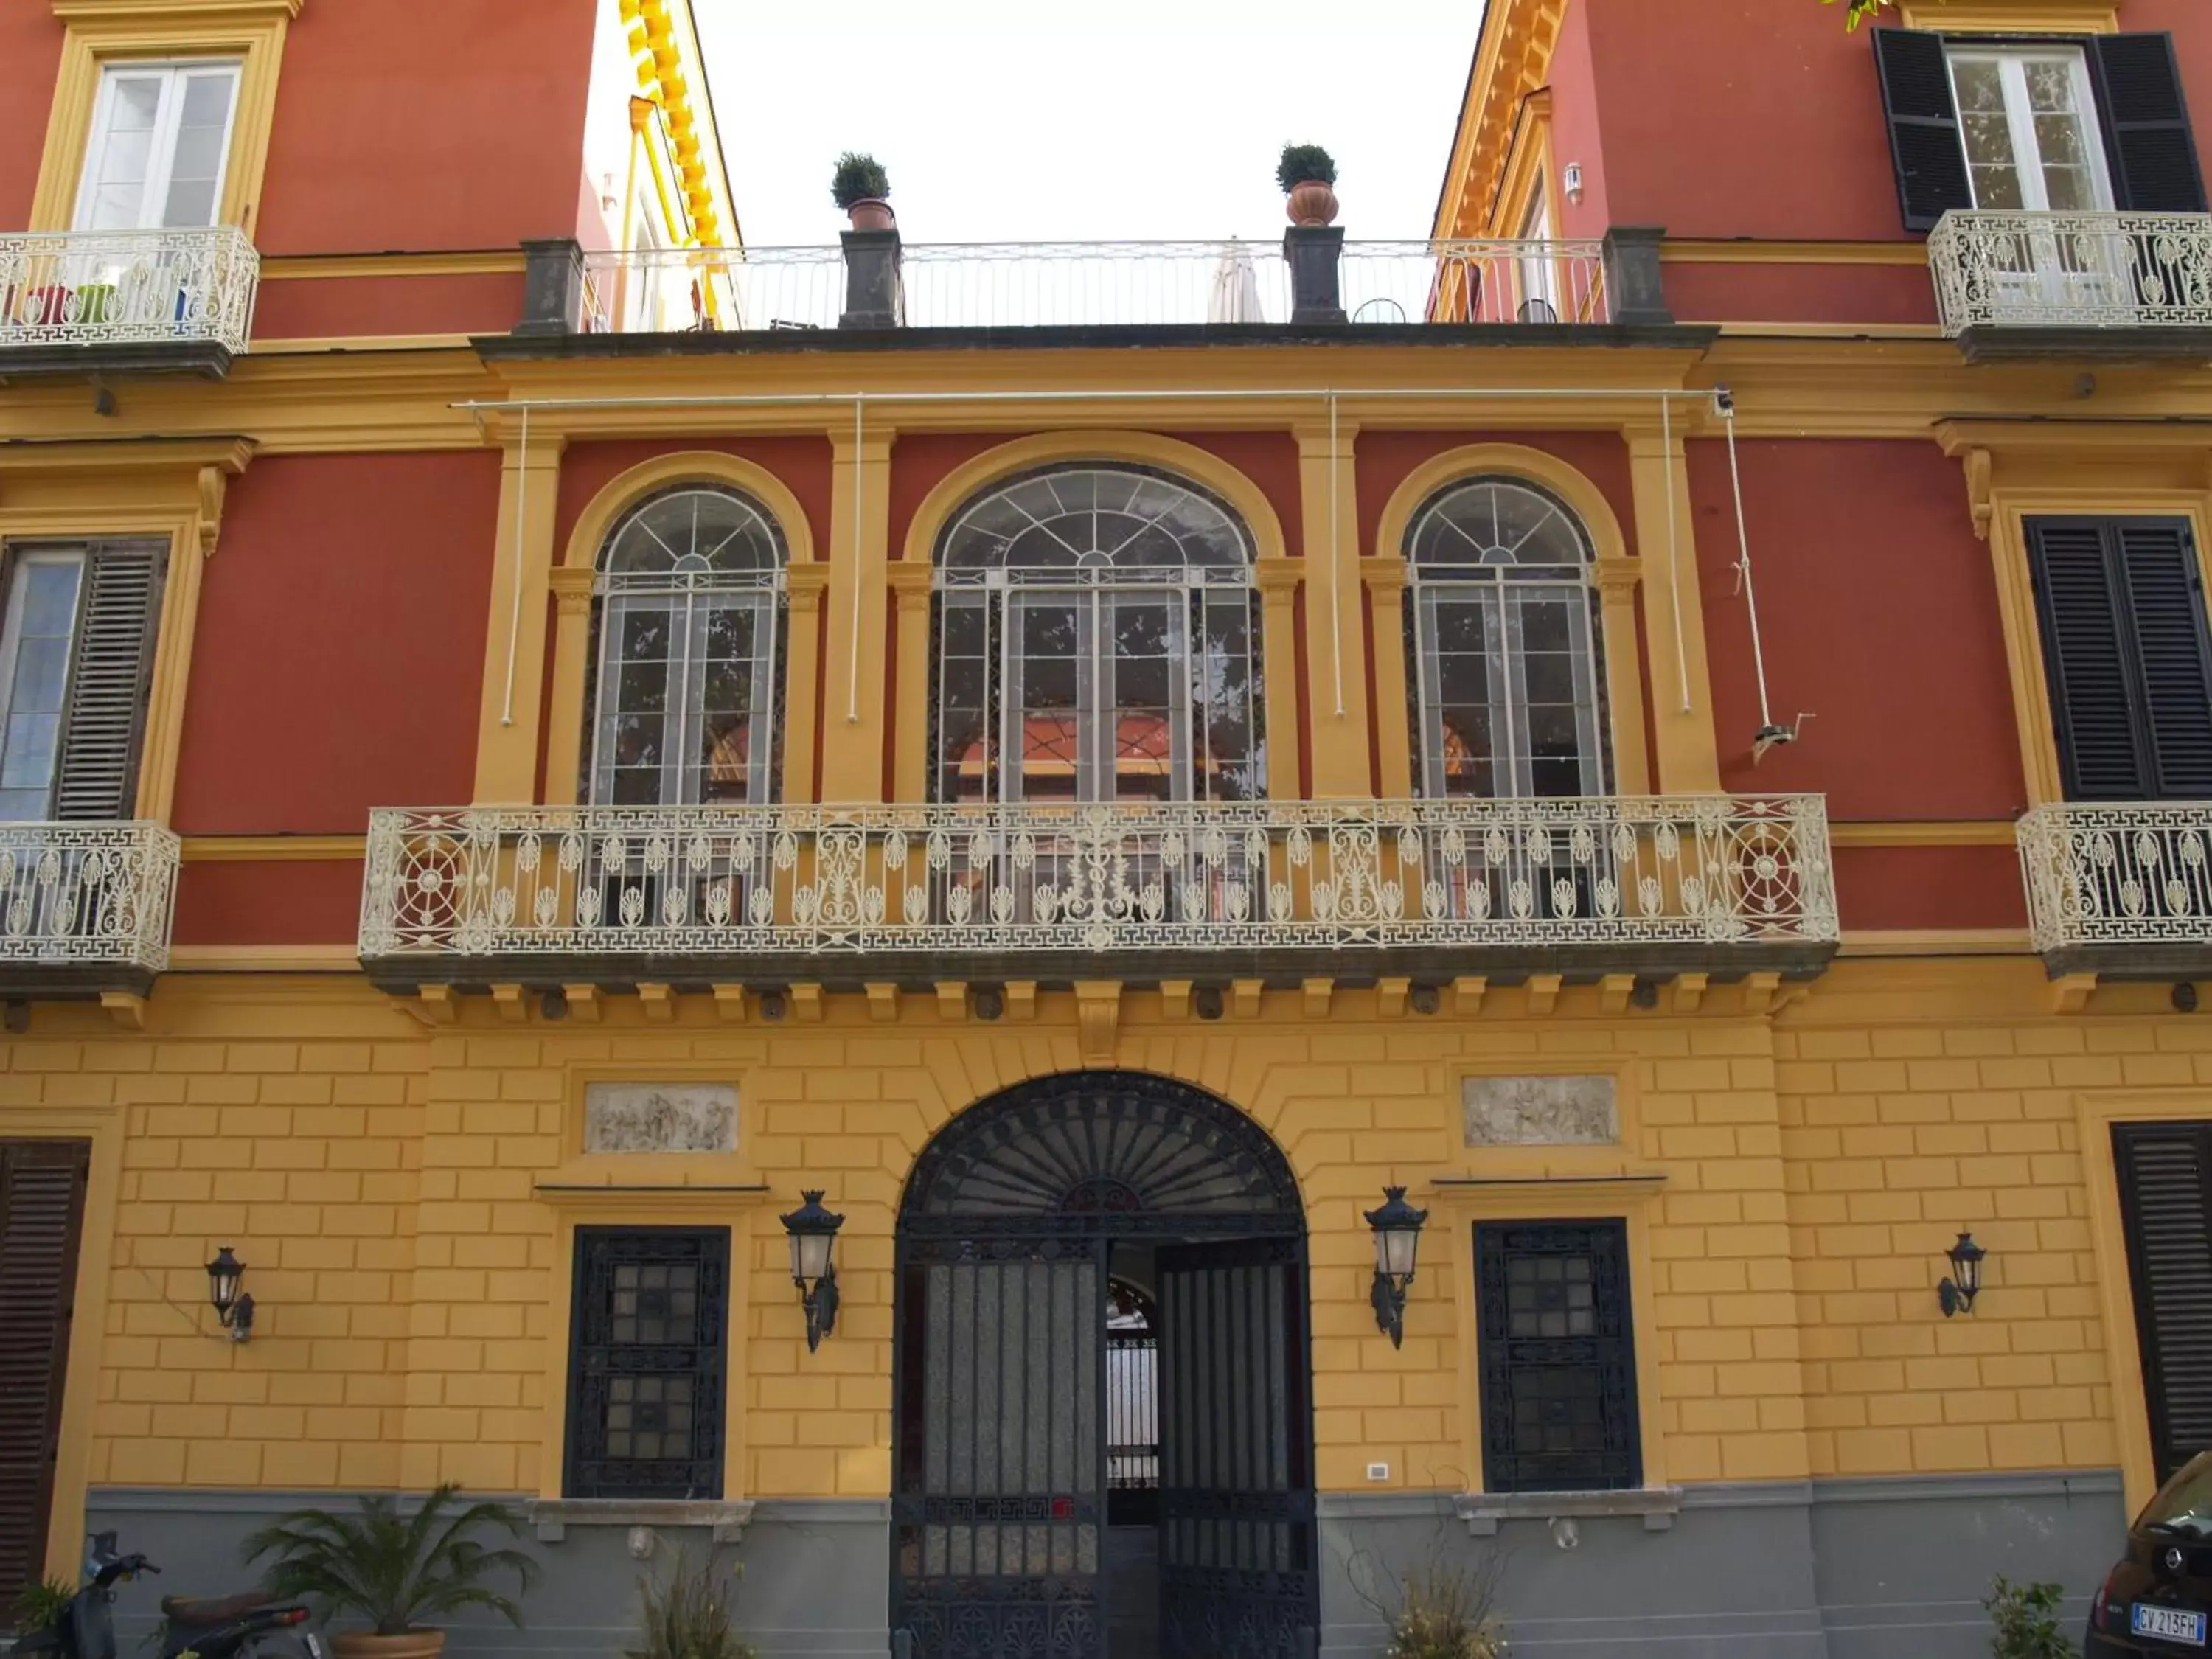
left=900, top=1071, right=1303, bottom=1238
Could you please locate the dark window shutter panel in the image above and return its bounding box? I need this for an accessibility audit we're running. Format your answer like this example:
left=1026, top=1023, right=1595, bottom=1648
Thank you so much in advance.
left=0, top=1140, right=91, bottom=1596
left=2093, top=35, right=2209, bottom=212
left=2114, top=1124, right=2212, bottom=1482
left=2116, top=521, right=2212, bottom=797
left=2028, top=519, right=2149, bottom=800
left=1873, top=28, right=1975, bottom=232
left=53, top=544, right=164, bottom=821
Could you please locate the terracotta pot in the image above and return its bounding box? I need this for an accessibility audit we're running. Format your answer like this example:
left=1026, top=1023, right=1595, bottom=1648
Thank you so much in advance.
left=1286, top=180, right=1339, bottom=228
left=845, top=199, right=895, bottom=233
left=330, top=1631, right=445, bottom=1659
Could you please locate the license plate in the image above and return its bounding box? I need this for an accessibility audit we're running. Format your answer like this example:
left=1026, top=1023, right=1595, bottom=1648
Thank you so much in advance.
left=2134, top=1604, right=2208, bottom=1645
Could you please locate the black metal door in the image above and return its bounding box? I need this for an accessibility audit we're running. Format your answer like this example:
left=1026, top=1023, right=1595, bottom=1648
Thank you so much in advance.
left=894, top=1237, right=1109, bottom=1658
left=1155, top=1238, right=1315, bottom=1659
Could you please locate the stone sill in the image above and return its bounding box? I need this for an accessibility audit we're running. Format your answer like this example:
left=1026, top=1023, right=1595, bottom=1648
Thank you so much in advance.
left=527, top=1498, right=754, bottom=1544
left=1454, top=1486, right=1683, bottom=1536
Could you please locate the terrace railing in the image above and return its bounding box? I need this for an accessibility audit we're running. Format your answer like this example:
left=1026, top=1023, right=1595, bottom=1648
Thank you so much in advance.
left=0, top=226, right=258, bottom=355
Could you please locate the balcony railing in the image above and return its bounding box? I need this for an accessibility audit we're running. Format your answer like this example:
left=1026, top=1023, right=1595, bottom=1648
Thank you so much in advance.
left=359, top=796, right=1834, bottom=987
left=0, top=226, right=258, bottom=357
left=577, top=238, right=1610, bottom=335
left=2019, top=801, right=2212, bottom=973
left=1927, top=210, right=2212, bottom=335
left=0, top=821, right=179, bottom=985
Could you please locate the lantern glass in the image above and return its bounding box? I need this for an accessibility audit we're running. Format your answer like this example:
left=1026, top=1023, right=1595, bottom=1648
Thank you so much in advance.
left=792, top=1229, right=834, bottom=1286
left=206, top=1248, right=243, bottom=1314
left=1377, top=1225, right=1420, bottom=1281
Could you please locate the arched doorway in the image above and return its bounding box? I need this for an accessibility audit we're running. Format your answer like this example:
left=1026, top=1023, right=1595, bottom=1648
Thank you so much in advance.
left=891, top=1072, right=1317, bottom=1659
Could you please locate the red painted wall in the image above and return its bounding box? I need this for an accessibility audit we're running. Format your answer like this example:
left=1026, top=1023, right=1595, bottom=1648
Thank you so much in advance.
left=173, top=454, right=499, bottom=834
left=250, top=273, right=526, bottom=340
left=1832, top=846, right=2029, bottom=932
left=0, top=10, right=63, bottom=229
left=1568, top=0, right=2212, bottom=245
left=1688, top=438, right=2023, bottom=820
left=172, top=860, right=364, bottom=947
left=254, top=0, right=597, bottom=253
left=1663, top=263, right=1937, bottom=327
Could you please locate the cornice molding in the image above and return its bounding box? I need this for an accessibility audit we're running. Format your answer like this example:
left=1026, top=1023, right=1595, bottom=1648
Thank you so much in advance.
left=1897, top=0, right=2116, bottom=32
left=52, top=0, right=301, bottom=15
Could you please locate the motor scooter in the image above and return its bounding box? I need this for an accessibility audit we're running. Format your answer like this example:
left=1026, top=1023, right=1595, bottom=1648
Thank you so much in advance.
left=14, top=1533, right=319, bottom=1659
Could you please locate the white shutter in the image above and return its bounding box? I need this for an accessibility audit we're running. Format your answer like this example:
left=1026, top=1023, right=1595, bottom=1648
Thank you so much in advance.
left=52, top=546, right=164, bottom=821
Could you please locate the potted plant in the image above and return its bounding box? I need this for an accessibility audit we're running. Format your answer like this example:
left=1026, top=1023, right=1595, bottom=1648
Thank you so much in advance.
left=241, top=1483, right=537, bottom=1659
left=831, top=152, right=893, bottom=232
left=12, top=1576, right=74, bottom=1639
left=1277, top=143, right=1339, bottom=228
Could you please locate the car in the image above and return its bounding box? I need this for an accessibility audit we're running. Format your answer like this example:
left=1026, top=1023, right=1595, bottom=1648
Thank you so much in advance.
left=2090, top=1452, right=2212, bottom=1656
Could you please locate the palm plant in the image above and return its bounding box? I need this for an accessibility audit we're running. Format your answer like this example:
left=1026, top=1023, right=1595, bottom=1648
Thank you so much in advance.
left=240, top=1484, right=538, bottom=1638
left=626, top=1548, right=758, bottom=1659
left=13, top=1576, right=74, bottom=1635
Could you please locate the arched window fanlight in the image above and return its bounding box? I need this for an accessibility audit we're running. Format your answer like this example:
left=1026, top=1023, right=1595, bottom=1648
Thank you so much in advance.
left=1404, top=476, right=1610, bottom=799
left=931, top=465, right=1265, bottom=804
left=588, top=484, right=788, bottom=805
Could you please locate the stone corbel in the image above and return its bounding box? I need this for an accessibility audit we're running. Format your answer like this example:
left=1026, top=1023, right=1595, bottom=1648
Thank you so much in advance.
left=785, top=561, right=832, bottom=615
left=1591, top=556, right=1644, bottom=598
left=1963, top=447, right=1994, bottom=542
left=550, top=566, right=597, bottom=618
left=189, top=438, right=256, bottom=557
left=1074, top=981, right=1121, bottom=1065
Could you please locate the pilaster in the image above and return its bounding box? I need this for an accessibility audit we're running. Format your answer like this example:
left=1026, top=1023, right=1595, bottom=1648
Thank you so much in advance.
left=888, top=562, right=936, bottom=802
left=1253, top=560, right=1306, bottom=799
left=473, top=431, right=566, bottom=804
left=819, top=429, right=895, bottom=802
left=782, top=562, right=831, bottom=804
left=1625, top=423, right=1720, bottom=793
left=1361, top=560, right=1413, bottom=798
left=1592, top=556, right=1652, bottom=796
left=1295, top=420, right=1371, bottom=798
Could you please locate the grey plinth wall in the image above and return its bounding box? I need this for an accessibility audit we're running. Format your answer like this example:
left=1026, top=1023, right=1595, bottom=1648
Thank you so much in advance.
left=88, top=1472, right=2123, bottom=1659
left=83, top=1492, right=890, bottom=1659
left=1320, top=1470, right=2125, bottom=1659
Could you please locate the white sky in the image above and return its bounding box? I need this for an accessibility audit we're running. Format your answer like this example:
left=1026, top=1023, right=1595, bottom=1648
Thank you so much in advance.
left=696, top=0, right=1486, bottom=248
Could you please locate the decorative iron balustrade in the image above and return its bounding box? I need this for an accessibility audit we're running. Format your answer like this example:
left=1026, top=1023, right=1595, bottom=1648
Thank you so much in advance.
left=1927, top=210, right=2212, bottom=333
left=0, top=226, right=258, bottom=354
left=577, top=238, right=1609, bottom=334
left=0, top=821, right=179, bottom=975
left=359, top=797, right=1834, bottom=976
left=2018, top=802, right=2212, bottom=961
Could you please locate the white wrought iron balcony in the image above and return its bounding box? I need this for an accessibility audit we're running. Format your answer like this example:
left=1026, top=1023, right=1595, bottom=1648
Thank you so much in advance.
left=575, top=239, right=1611, bottom=334
left=2018, top=801, right=2212, bottom=976
left=0, top=821, right=179, bottom=991
left=0, top=226, right=258, bottom=363
left=358, top=796, right=1834, bottom=991
left=1927, top=210, right=2212, bottom=346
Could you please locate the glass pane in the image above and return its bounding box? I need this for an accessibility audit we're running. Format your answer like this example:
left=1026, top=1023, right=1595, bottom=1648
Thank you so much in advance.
left=0, top=560, right=83, bottom=818
left=1108, top=595, right=1180, bottom=802
left=694, top=601, right=764, bottom=804
left=1952, top=58, right=2025, bottom=210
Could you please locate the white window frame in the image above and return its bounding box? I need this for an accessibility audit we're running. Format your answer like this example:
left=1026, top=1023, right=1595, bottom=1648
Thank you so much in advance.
left=1944, top=44, right=2115, bottom=212
left=0, top=550, right=88, bottom=824
left=74, top=60, right=243, bottom=232
left=1515, top=189, right=1559, bottom=323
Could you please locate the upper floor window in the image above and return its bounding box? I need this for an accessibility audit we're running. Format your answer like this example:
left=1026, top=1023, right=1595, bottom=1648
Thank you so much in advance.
left=931, top=465, right=1264, bottom=804
left=76, top=63, right=241, bottom=232
left=586, top=486, right=787, bottom=807
left=1404, top=477, right=1608, bottom=800
left=2027, top=515, right=2212, bottom=801
left=1873, top=29, right=2206, bottom=230
left=0, top=541, right=166, bottom=823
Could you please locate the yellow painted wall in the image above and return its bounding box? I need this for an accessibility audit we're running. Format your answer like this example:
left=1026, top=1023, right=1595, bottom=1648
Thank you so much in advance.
left=14, top=953, right=2198, bottom=1538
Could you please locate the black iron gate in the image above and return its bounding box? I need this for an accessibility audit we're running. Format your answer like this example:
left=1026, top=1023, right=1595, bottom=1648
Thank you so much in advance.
left=892, top=1072, right=1315, bottom=1659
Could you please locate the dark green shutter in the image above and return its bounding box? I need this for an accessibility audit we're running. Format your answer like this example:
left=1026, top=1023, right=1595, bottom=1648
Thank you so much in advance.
left=52, top=543, right=164, bottom=821
left=2092, top=35, right=2209, bottom=213
left=2113, top=1123, right=2212, bottom=1483
left=2028, top=517, right=2212, bottom=801
left=0, top=1140, right=91, bottom=1597
left=1872, top=28, right=1975, bottom=232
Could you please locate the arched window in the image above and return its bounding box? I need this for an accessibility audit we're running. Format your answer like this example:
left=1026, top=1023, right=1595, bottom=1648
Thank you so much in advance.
left=588, top=484, right=787, bottom=805
left=931, top=464, right=1264, bottom=804
left=1405, top=476, right=1610, bottom=799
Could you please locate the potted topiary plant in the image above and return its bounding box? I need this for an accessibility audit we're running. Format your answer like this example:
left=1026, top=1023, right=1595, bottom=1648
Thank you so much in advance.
left=1277, top=143, right=1339, bottom=228
left=241, top=1484, right=537, bottom=1659
left=831, top=152, right=893, bottom=232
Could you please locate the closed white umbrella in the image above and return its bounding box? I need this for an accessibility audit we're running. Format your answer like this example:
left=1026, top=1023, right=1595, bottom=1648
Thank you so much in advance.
left=1207, top=240, right=1264, bottom=324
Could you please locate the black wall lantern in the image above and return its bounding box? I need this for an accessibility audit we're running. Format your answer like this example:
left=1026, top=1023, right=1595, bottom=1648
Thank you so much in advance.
left=1365, top=1186, right=1429, bottom=1349
left=1938, top=1231, right=1986, bottom=1318
left=780, top=1191, right=844, bottom=1352
left=206, top=1246, right=254, bottom=1343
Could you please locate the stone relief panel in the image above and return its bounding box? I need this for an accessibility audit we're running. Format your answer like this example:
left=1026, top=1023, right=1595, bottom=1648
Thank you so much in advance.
left=1463, top=1074, right=1619, bottom=1147
left=585, top=1082, right=739, bottom=1154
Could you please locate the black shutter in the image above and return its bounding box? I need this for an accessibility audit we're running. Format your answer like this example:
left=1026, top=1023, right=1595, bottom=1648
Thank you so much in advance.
left=2092, top=35, right=2209, bottom=213
left=2114, top=1124, right=2212, bottom=1484
left=1873, top=28, right=1975, bottom=232
left=0, top=1140, right=91, bottom=1598
left=2118, top=521, right=2212, bottom=797
left=52, top=543, right=164, bottom=821
left=2028, top=518, right=2150, bottom=800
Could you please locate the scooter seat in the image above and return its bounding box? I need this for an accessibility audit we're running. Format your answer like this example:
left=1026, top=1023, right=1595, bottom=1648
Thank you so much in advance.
left=159, top=1592, right=276, bottom=1625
